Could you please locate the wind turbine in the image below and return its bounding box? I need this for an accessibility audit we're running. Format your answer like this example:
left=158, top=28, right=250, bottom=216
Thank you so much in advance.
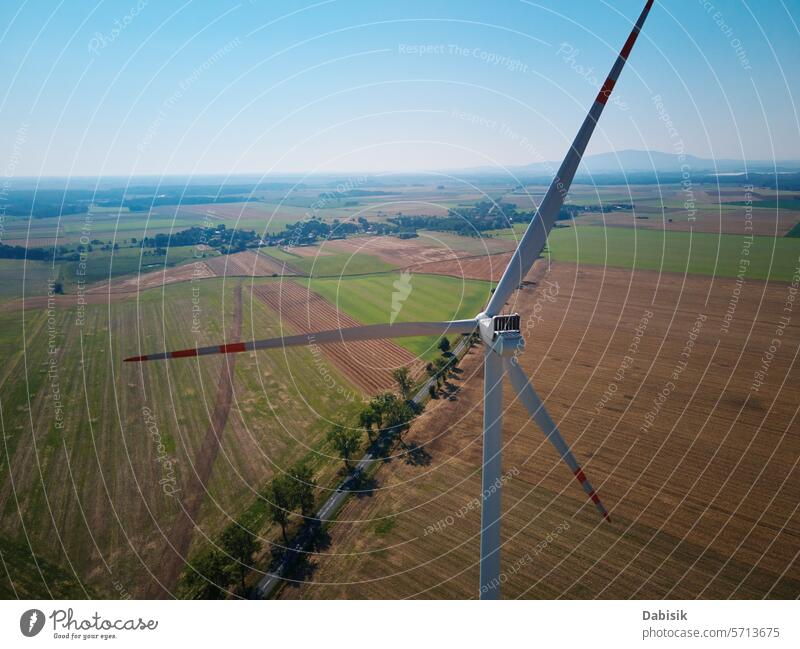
left=125, top=0, right=654, bottom=599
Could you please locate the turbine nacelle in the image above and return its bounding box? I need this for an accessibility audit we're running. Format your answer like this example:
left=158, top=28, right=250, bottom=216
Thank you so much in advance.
left=478, top=313, right=523, bottom=356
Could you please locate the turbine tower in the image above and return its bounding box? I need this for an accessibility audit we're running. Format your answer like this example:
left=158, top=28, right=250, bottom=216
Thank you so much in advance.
left=126, top=0, right=655, bottom=599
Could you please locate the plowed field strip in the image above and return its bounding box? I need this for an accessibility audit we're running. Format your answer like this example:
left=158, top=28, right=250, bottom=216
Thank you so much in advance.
left=251, top=281, right=422, bottom=394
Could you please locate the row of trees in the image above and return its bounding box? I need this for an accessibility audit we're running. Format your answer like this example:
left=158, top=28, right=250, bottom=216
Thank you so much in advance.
left=266, top=463, right=316, bottom=544
left=326, top=386, right=415, bottom=472
left=179, top=460, right=315, bottom=599
left=179, top=516, right=261, bottom=598
left=180, top=337, right=463, bottom=598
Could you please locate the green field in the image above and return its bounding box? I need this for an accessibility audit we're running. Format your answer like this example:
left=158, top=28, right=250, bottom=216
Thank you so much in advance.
left=60, top=244, right=203, bottom=287
left=726, top=198, right=800, bottom=211
left=543, top=225, right=800, bottom=281
left=488, top=224, right=800, bottom=281
left=308, top=273, right=492, bottom=357
left=0, top=258, right=56, bottom=301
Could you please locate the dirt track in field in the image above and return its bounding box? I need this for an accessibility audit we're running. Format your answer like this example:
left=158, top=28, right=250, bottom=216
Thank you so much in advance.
left=279, top=262, right=800, bottom=599
left=154, top=284, right=243, bottom=595
left=251, top=280, right=422, bottom=394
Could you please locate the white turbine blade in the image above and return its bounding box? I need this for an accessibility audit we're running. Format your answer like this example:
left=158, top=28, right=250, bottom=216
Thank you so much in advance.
left=124, top=319, right=477, bottom=362
left=505, top=358, right=610, bottom=521
left=479, top=347, right=506, bottom=600
left=485, top=0, right=655, bottom=316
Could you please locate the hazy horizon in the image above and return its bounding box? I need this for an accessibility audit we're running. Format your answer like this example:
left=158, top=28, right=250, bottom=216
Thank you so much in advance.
left=2, top=1, right=799, bottom=177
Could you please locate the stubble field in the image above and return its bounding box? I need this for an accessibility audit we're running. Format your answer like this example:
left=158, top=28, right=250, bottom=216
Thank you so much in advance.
left=279, top=260, right=800, bottom=599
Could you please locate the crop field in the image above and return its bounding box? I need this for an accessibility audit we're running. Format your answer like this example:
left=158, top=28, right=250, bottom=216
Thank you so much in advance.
left=251, top=279, right=422, bottom=393
left=279, top=260, right=800, bottom=599
left=0, top=277, right=361, bottom=597
left=307, top=273, right=493, bottom=358
left=260, top=246, right=395, bottom=277
left=409, top=252, right=514, bottom=282
left=61, top=245, right=203, bottom=288
left=0, top=258, right=55, bottom=302
left=322, top=234, right=513, bottom=267
left=1, top=210, right=200, bottom=247
left=489, top=224, right=800, bottom=282
left=204, top=249, right=291, bottom=278
left=3, top=178, right=798, bottom=601
left=544, top=225, right=800, bottom=281
left=505, top=185, right=800, bottom=236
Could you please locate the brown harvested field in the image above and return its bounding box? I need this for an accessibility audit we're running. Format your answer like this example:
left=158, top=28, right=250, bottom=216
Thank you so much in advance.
left=279, top=261, right=800, bottom=599
left=577, top=206, right=797, bottom=236
left=90, top=260, right=215, bottom=294
left=409, top=252, right=514, bottom=282
left=284, top=246, right=332, bottom=258
left=252, top=280, right=423, bottom=394
left=321, top=234, right=512, bottom=267
left=204, top=250, right=295, bottom=277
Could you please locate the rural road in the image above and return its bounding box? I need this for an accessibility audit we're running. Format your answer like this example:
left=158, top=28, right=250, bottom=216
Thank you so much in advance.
left=254, top=335, right=471, bottom=598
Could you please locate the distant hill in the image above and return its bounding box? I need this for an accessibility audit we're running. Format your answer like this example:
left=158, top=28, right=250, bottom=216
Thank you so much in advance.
left=461, top=149, right=800, bottom=177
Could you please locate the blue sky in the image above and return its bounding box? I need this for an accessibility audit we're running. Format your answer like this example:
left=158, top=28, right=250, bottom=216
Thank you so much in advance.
left=1, top=0, right=798, bottom=176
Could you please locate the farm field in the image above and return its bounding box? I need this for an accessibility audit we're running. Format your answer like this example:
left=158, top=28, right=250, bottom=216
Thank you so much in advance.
left=279, top=260, right=800, bottom=599
left=573, top=206, right=796, bottom=236
left=489, top=224, right=800, bottom=282
left=4, top=177, right=799, bottom=601
left=260, top=246, right=395, bottom=277
left=0, top=258, right=55, bottom=302
left=0, top=277, right=361, bottom=597
left=204, top=249, right=291, bottom=278
left=545, top=225, right=800, bottom=281
left=250, top=279, right=423, bottom=393
left=506, top=184, right=800, bottom=236
left=61, top=245, right=203, bottom=287
left=409, top=252, right=514, bottom=282
left=321, top=233, right=513, bottom=267
left=307, top=273, right=494, bottom=358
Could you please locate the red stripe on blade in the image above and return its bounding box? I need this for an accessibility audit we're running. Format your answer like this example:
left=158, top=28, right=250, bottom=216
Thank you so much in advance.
left=622, top=1, right=654, bottom=60
left=170, top=349, right=198, bottom=358
left=219, top=342, right=246, bottom=354
left=574, top=469, right=587, bottom=483
left=124, top=355, right=148, bottom=362
left=619, top=28, right=641, bottom=61
left=595, top=78, right=616, bottom=105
